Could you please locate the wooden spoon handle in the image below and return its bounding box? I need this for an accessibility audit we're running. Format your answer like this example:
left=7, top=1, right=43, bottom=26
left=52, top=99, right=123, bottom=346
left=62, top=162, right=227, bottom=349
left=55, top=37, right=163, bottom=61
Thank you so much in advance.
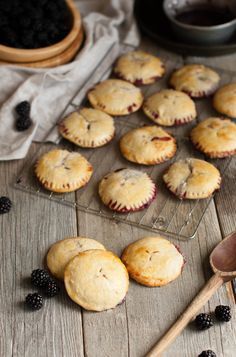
left=146, top=274, right=223, bottom=357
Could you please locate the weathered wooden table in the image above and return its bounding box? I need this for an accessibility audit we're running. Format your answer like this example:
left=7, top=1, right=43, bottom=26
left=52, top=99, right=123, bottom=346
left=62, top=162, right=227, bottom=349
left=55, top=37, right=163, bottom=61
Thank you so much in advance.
left=1, top=24, right=236, bottom=357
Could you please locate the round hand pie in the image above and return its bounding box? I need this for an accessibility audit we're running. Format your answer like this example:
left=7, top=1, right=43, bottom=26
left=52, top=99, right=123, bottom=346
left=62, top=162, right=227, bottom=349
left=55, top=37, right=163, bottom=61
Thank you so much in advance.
left=120, top=126, right=177, bottom=165
left=59, top=108, right=115, bottom=148
left=169, top=64, right=220, bottom=98
left=114, top=50, right=165, bottom=85
left=64, top=250, right=129, bottom=311
left=98, top=168, right=157, bottom=213
left=213, top=83, right=236, bottom=118
left=121, top=236, right=184, bottom=287
left=35, top=149, right=93, bottom=193
left=190, top=117, right=236, bottom=158
left=163, top=158, right=221, bottom=199
left=87, top=79, right=143, bottom=116
left=143, top=89, right=197, bottom=126
left=47, top=237, right=106, bottom=280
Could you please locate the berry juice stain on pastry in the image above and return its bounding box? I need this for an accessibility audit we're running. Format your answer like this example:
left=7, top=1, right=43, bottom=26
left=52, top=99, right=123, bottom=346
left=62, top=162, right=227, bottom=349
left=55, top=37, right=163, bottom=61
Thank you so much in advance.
left=98, top=168, right=157, bottom=213
left=120, top=126, right=177, bottom=165
left=114, top=50, right=165, bottom=85
left=143, top=89, right=197, bottom=126
left=169, top=64, right=220, bottom=98
left=35, top=149, right=93, bottom=193
left=87, top=79, right=143, bottom=116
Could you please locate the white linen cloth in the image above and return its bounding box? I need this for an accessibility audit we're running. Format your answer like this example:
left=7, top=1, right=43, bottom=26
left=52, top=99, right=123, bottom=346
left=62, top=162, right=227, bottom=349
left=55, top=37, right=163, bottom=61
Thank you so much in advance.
left=0, top=0, right=139, bottom=160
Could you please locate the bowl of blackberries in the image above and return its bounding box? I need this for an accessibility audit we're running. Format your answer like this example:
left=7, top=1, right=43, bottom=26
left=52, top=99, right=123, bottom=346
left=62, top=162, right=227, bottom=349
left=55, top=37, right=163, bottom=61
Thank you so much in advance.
left=0, top=0, right=82, bottom=63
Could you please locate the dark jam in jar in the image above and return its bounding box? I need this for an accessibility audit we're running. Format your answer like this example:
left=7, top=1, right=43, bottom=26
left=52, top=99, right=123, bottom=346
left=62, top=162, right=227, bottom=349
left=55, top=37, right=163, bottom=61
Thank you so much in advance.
left=175, top=6, right=235, bottom=27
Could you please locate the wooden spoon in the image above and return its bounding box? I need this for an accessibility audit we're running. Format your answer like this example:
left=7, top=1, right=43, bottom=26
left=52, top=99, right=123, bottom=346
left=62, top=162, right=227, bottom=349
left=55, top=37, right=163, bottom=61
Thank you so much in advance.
left=146, top=231, right=236, bottom=357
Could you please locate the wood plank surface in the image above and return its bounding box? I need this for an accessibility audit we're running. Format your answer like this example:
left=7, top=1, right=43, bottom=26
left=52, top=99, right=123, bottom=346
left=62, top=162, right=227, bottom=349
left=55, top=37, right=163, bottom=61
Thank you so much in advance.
left=0, top=7, right=236, bottom=357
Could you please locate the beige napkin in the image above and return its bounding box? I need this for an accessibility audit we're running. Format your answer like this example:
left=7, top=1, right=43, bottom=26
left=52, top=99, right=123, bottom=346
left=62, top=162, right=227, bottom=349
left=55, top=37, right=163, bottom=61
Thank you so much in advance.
left=0, top=0, right=139, bottom=160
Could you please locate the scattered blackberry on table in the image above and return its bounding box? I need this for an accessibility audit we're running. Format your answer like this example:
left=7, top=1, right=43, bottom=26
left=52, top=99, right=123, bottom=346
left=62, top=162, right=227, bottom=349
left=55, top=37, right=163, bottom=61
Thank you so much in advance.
left=15, top=117, right=32, bottom=132
left=195, top=313, right=213, bottom=330
left=198, top=350, right=216, bottom=357
left=215, top=305, right=231, bottom=322
left=43, top=278, right=60, bottom=297
left=31, top=269, right=50, bottom=288
left=15, top=101, right=31, bottom=116
left=0, top=196, right=12, bottom=214
left=25, top=293, right=44, bottom=310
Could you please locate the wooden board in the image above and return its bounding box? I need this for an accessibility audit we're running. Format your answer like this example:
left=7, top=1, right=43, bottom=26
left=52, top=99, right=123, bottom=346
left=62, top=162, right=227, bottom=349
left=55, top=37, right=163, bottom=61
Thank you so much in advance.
left=0, top=22, right=236, bottom=357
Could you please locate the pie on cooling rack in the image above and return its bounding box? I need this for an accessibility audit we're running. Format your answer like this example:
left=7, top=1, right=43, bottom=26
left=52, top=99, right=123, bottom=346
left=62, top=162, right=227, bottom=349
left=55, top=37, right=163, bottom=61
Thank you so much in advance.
left=120, top=125, right=176, bottom=165
left=87, top=79, right=143, bottom=116
left=113, top=50, right=165, bottom=85
left=143, top=89, right=197, bottom=126
left=163, top=158, right=221, bottom=199
left=98, top=168, right=157, bottom=212
left=213, top=83, right=236, bottom=118
left=169, top=64, right=220, bottom=98
left=59, top=108, right=115, bottom=148
left=190, top=117, right=236, bottom=158
left=35, top=149, right=93, bottom=193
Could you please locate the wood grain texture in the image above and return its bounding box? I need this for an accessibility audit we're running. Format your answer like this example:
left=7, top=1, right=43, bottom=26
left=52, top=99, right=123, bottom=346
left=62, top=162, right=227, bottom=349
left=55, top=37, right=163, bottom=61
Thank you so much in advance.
left=0, top=11, right=236, bottom=357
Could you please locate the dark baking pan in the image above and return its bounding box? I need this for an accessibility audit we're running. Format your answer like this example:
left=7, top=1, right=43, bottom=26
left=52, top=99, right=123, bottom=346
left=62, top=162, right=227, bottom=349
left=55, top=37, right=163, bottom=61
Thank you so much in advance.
left=134, top=0, right=236, bottom=56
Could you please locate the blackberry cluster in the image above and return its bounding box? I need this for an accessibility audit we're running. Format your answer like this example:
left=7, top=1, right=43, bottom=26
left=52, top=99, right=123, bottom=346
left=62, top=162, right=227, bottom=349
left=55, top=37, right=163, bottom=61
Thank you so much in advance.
left=0, top=0, right=71, bottom=49
left=0, top=196, right=12, bottom=214
left=195, top=313, right=213, bottom=330
left=215, top=305, right=231, bottom=322
left=198, top=351, right=216, bottom=357
left=25, top=268, right=60, bottom=311
left=15, top=101, right=32, bottom=132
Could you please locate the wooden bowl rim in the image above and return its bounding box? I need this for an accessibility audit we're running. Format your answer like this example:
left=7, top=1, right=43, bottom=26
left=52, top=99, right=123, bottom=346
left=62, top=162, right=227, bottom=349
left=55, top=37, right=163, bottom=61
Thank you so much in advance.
left=0, top=0, right=81, bottom=57
left=0, top=27, right=84, bottom=69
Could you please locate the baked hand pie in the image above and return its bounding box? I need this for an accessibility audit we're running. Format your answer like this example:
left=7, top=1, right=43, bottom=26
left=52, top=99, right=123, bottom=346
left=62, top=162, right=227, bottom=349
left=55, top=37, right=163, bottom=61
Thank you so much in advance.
left=59, top=108, right=115, bottom=148
left=87, top=79, right=143, bottom=116
left=64, top=250, right=129, bottom=311
left=169, top=64, right=220, bottom=98
left=213, top=83, right=236, bottom=118
left=163, top=158, right=221, bottom=199
left=35, top=149, right=93, bottom=193
left=190, top=117, right=236, bottom=158
left=120, top=126, right=177, bottom=165
left=121, top=236, right=184, bottom=287
left=47, top=237, right=106, bottom=280
left=143, top=89, right=197, bottom=126
left=98, top=168, right=157, bottom=212
left=113, top=50, right=165, bottom=85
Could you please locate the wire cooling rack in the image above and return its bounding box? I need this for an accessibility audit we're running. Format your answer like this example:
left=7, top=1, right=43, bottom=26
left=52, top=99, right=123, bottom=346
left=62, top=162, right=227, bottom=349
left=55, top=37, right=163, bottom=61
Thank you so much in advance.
left=14, top=43, right=236, bottom=240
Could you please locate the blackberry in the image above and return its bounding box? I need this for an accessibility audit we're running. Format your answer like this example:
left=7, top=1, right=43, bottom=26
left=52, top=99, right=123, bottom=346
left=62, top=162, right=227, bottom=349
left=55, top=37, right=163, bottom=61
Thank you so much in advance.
left=25, top=293, right=43, bottom=310
left=15, top=101, right=31, bottom=116
left=43, top=278, right=60, bottom=297
left=215, top=305, right=231, bottom=322
left=195, top=313, right=213, bottom=330
left=0, top=196, right=12, bottom=214
left=198, top=350, right=216, bottom=357
left=15, top=117, right=32, bottom=131
left=31, top=269, right=50, bottom=287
